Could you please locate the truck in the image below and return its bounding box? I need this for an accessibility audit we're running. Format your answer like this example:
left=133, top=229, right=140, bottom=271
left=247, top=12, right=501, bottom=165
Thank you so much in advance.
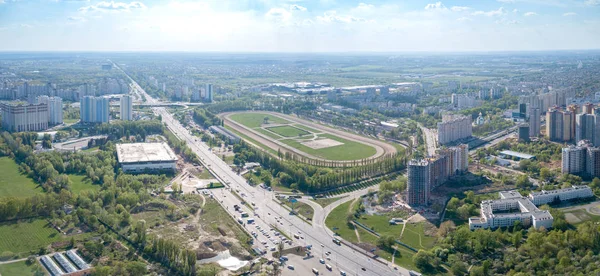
left=333, top=238, right=341, bottom=245
left=247, top=218, right=255, bottom=224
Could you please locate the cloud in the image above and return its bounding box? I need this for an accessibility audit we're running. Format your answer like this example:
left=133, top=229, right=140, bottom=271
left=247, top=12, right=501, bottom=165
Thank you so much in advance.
left=290, top=4, right=306, bottom=12
left=497, top=0, right=515, bottom=3
left=495, top=18, right=519, bottom=25
left=316, top=11, right=367, bottom=23
left=266, top=7, right=292, bottom=22
left=512, top=9, right=519, bottom=13
left=68, top=16, right=85, bottom=21
left=472, top=7, right=506, bottom=17
left=20, top=24, right=33, bottom=28
left=450, top=6, right=470, bottom=12
left=424, top=2, right=446, bottom=10
left=562, top=12, right=577, bottom=16
left=585, top=0, right=600, bottom=6
left=524, top=12, right=538, bottom=16
left=456, top=17, right=471, bottom=22
left=79, top=1, right=146, bottom=13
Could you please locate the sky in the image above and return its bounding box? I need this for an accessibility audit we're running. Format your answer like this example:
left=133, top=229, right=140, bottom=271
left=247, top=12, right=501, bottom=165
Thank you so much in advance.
left=0, top=0, right=599, bottom=52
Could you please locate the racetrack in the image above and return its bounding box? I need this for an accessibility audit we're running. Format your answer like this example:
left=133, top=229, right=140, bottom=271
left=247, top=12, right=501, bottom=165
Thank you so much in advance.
left=221, top=111, right=399, bottom=166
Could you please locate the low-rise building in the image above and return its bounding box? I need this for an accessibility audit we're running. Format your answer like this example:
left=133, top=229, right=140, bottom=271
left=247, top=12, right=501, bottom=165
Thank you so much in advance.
left=469, top=190, right=553, bottom=231
left=116, top=142, right=178, bottom=173
left=528, top=185, right=593, bottom=205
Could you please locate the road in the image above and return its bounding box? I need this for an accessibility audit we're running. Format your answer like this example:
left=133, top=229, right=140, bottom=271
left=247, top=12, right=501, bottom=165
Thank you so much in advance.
left=418, top=123, right=437, bottom=156
left=115, top=63, right=408, bottom=276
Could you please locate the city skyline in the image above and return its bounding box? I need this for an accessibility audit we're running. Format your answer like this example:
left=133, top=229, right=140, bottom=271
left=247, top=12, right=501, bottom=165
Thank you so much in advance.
left=1, top=0, right=599, bottom=52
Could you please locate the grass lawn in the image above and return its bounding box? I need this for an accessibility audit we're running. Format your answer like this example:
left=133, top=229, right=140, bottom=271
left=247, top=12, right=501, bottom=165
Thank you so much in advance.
left=292, top=124, right=321, bottom=134
left=229, top=113, right=290, bottom=128
left=255, top=128, right=283, bottom=140
left=224, top=125, right=278, bottom=155
left=63, top=118, right=79, bottom=124
left=325, top=200, right=360, bottom=243
left=0, top=260, right=44, bottom=276
left=0, top=219, right=64, bottom=255
left=282, top=201, right=314, bottom=220
left=68, top=174, right=101, bottom=194
left=280, top=134, right=376, bottom=161
left=265, top=126, right=310, bottom=138
left=356, top=214, right=404, bottom=239
left=563, top=208, right=600, bottom=225
left=312, top=196, right=347, bottom=208
left=399, top=223, right=436, bottom=250
left=355, top=227, right=418, bottom=270
left=195, top=167, right=215, bottom=179
left=0, top=157, right=42, bottom=198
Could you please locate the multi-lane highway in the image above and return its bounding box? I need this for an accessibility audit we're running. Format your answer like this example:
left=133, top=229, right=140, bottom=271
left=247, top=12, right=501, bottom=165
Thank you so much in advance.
left=117, top=62, right=408, bottom=276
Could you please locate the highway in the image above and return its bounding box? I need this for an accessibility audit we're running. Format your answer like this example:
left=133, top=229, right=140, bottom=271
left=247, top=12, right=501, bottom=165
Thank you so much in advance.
left=115, top=63, right=408, bottom=276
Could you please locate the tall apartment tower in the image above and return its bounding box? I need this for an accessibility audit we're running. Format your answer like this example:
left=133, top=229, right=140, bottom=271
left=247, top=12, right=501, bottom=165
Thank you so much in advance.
left=37, top=96, right=63, bottom=125
left=205, top=84, right=213, bottom=102
left=547, top=107, right=574, bottom=142
left=528, top=106, right=541, bottom=137
left=562, top=144, right=587, bottom=175
left=120, top=95, right=133, bottom=121
left=80, top=96, right=109, bottom=123
left=583, top=103, right=594, bottom=114
left=407, top=160, right=431, bottom=206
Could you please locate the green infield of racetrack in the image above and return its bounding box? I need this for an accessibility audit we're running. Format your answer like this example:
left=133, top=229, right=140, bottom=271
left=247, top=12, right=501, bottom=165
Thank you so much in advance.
left=266, top=125, right=311, bottom=137
left=229, top=112, right=290, bottom=128
left=279, top=133, right=376, bottom=161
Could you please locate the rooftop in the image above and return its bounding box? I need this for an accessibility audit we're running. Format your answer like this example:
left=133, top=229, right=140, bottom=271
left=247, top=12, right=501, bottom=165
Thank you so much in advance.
left=499, top=150, right=535, bottom=160
left=116, top=142, right=178, bottom=164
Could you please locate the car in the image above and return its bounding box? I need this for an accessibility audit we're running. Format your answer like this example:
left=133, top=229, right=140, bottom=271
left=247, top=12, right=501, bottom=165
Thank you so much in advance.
left=325, top=251, right=331, bottom=255
left=326, top=264, right=332, bottom=270
left=268, top=212, right=271, bottom=215
left=319, top=259, right=325, bottom=264
left=326, top=257, right=331, bottom=261
left=361, top=268, right=366, bottom=271
left=340, top=271, right=346, bottom=276
left=320, top=244, right=324, bottom=247
left=287, top=264, right=294, bottom=270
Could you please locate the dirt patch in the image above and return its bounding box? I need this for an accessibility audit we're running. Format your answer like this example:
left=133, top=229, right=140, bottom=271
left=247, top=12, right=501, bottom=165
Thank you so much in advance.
left=589, top=205, right=600, bottom=215
left=301, top=138, right=343, bottom=149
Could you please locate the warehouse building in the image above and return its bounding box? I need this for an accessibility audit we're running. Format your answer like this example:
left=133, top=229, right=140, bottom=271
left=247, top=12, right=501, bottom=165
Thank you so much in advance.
left=116, top=142, right=178, bottom=173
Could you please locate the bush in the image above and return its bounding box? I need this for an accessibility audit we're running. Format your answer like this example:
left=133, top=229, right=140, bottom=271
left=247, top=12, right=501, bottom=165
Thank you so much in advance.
left=0, top=251, right=15, bottom=261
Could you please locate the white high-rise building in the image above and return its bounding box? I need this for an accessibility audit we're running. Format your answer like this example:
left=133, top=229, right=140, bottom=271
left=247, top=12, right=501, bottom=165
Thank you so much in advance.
left=561, top=144, right=587, bottom=175
left=120, top=95, right=133, bottom=121
left=437, top=114, right=472, bottom=145
left=37, top=96, right=63, bottom=125
left=80, top=96, right=109, bottom=123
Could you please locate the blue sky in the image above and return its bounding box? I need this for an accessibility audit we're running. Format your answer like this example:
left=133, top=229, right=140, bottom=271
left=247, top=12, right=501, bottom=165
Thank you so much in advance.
left=0, top=0, right=599, bottom=51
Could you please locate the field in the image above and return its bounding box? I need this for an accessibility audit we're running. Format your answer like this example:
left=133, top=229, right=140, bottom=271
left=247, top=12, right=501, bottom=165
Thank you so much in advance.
left=325, top=199, right=419, bottom=270
left=228, top=113, right=289, bottom=128
left=0, top=260, right=44, bottom=276
left=282, top=200, right=314, bottom=220
left=0, top=157, right=42, bottom=198
left=68, top=174, right=101, bottom=194
left=312, top=196, right=347, bottom=208
left=0, top=219, right=64, bottom=255
left=266, top=125, right=310, bottom=137
left=225, top=112, right=388, bottom=162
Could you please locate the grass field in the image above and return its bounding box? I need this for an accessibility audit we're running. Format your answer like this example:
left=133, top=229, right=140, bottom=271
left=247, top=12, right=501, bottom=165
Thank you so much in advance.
left=312, top=196, right=346, bottom=208
left=292, top=124, right=321, bottom=134
left=68, top=174, right=101, bottom=194
left=0, top=219, right=64, bottom=255
left=229, top=113, right=289, bottom=128
left=224, top=125, right=278, bottom=155
left=0, top=157, right=42, bottom=198
left=280, top=134, right=376, bottom=160
left=266, top=126, right=310, bottom=137
left=399, top=223, right=436, bottom=250
left=325, top=200, right=360, bottom=243
left=282, top=201, right=314, bottom=220
left=0, top=260, right=44, bottom=276
left=255, top=128, right=283, bottom=139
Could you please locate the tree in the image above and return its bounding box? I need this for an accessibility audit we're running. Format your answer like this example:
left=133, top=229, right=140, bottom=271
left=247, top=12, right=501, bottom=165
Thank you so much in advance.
left=516, top=174, right=531, bottom=188
left=451, top=260, right=468, bottom=276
